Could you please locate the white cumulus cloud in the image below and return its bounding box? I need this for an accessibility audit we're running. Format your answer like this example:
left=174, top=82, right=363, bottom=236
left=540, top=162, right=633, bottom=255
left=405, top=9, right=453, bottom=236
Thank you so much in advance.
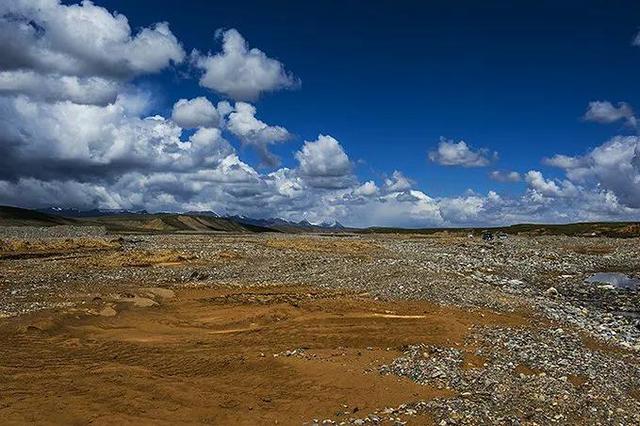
left=0, top=0, right=184, bottom=80
left=171, top=97, right=220, bottom=129
left=383, top=171, right=413, bottom=193
left=295, top=134, right=354, bottom=189
left=583, top=101, right=636, bottom=128
left=0, top=70, right=120, bottom=105
left=226, top=102, right=291, bottom=167
left=354, top=180, right=379, bottom=197
left=429, top=138, right=497, bottom=167
left=193, top=28, right=299, bottom=101
left=489, top=170, right=521, bottom=182
left=524, top=170, right=578, bottom=198
left=543, top=136, right=640, bottom=208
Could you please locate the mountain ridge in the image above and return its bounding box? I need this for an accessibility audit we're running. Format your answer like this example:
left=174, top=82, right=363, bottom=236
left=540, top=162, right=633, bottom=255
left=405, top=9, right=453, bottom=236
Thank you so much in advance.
left=2, top=205, right=640, bottom=237
left=0, top=206, right=350, bottom=234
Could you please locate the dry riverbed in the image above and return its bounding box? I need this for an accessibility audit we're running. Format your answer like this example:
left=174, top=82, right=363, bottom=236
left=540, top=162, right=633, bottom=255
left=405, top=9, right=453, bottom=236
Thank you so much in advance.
left=0, top=229, right=639, bottom=425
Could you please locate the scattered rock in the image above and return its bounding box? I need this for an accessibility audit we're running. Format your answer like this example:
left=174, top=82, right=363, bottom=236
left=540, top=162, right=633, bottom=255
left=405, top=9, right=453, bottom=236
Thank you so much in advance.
left=544, top=286, right=559, bottom=297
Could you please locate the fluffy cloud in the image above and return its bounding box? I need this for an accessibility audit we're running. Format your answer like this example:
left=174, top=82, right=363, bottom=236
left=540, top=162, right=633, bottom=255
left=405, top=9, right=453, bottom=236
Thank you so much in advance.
left=524, top=171, right=577, bottom=198
left=542, top=154, right=584, bottom=170
left=437, top=194, right=486, bottom=224
left=383, top=171, right=413, bottom=192
left=295, top=135, right=354, bottom=189
left=186, top=127, right=235, bottom=167
left=0, top=70, right=120, bottom=105
left=429, top=138, right=497, bottom=167
left=0, top=1, right=226, bottom=186
left=345, top=189, right=442, bottom=228
left=583, top=101, right=636, bottom=127
left=0, top=0, right=184, bottom=81
left=489, top=170, right=521, bottom=182
left=193, top=28, right=299, bottom=101
left=543, top=136, right=640, bottom=208
left=0, top=178, right=126, bottom=210
left=226, top=102, right=291, bottom=167
left=0, top=94, right=239, bottom=181
left=0, top=0, right=191, bottom=180
left=171, top=97, right=220, bottom=129
left=354, top=181, right=379, bottom=197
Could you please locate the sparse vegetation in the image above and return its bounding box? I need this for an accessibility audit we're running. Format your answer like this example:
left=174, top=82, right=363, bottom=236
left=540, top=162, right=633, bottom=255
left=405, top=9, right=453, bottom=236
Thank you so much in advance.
left=0, top=238, right=119, bottom=258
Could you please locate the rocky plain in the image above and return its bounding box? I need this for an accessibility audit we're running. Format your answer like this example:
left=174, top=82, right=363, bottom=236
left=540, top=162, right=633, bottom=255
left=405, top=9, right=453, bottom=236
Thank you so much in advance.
left=0, top=225, right=639, bottom=425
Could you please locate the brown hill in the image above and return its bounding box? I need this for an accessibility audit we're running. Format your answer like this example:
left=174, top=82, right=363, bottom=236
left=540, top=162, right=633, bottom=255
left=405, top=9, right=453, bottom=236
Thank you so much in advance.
left=0, top=206, right=78, bottom=227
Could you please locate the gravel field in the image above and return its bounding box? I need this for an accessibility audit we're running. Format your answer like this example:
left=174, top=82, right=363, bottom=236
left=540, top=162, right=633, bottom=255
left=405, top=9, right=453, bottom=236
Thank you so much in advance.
left=0, top=228, right=639, bottom=424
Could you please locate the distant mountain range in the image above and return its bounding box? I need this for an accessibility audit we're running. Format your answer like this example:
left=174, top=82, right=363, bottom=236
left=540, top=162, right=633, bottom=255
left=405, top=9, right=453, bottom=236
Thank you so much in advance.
left=2, top=205, right=640, bottom=237
left=225, top=215, right=344, bottom=230
left=0, top=206, right=345, bottom=233
left=36, top=207, right=346, bottom=231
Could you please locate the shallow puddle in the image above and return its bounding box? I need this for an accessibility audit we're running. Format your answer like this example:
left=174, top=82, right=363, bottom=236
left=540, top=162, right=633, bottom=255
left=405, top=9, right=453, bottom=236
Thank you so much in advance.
left=585, top=272, right=640, bottom=290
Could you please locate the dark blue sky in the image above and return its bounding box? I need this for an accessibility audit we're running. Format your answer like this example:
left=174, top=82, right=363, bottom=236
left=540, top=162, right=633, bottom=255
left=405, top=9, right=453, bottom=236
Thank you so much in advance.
left=99, top=0, right=640, bottom=197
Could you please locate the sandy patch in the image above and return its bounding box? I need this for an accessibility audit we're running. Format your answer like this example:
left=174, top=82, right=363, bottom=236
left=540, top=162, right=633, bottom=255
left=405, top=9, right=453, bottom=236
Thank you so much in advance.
left=0, top=285, right=530, bottom=425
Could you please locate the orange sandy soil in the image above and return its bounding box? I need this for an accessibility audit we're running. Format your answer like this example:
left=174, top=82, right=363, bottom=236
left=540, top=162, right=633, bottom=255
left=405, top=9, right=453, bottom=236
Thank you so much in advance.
left=0, top=285, right=530, bottom=425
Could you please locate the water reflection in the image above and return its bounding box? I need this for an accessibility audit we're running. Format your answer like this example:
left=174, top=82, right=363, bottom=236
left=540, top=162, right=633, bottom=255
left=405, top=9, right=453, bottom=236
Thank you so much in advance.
left=585, top=272, right=640, bottom=290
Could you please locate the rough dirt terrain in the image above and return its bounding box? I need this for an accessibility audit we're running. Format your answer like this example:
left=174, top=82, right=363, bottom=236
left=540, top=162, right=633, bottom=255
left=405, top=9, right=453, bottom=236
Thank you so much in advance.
left=0, top=229, right=639, bottom=425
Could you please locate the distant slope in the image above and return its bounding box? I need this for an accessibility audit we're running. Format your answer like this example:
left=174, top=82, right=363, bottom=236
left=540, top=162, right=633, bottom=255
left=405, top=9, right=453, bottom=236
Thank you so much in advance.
left=228, top=216, right=349, bottom=233
left=0, top=206, right=78, bottom=227
left=1, top=206, right=277, bottom=233
left=491, top=222, right=638, bottom=237
left=362, top=221, right=640, bottom=238
left=83, top=213, right=278, bottom=233
left=36, top=207, right=351, bottom=233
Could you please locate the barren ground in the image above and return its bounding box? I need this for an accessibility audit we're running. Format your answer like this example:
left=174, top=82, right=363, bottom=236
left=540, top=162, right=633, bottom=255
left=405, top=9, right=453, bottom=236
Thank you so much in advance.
left=0, top=230, right=639, bottom=425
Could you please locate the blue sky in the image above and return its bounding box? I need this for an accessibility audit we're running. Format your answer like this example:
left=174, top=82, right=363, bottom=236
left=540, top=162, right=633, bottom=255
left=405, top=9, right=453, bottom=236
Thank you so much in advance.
left=1, top=0, right=640, bottom=226
left=101, top=0, right=640, bottom=195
